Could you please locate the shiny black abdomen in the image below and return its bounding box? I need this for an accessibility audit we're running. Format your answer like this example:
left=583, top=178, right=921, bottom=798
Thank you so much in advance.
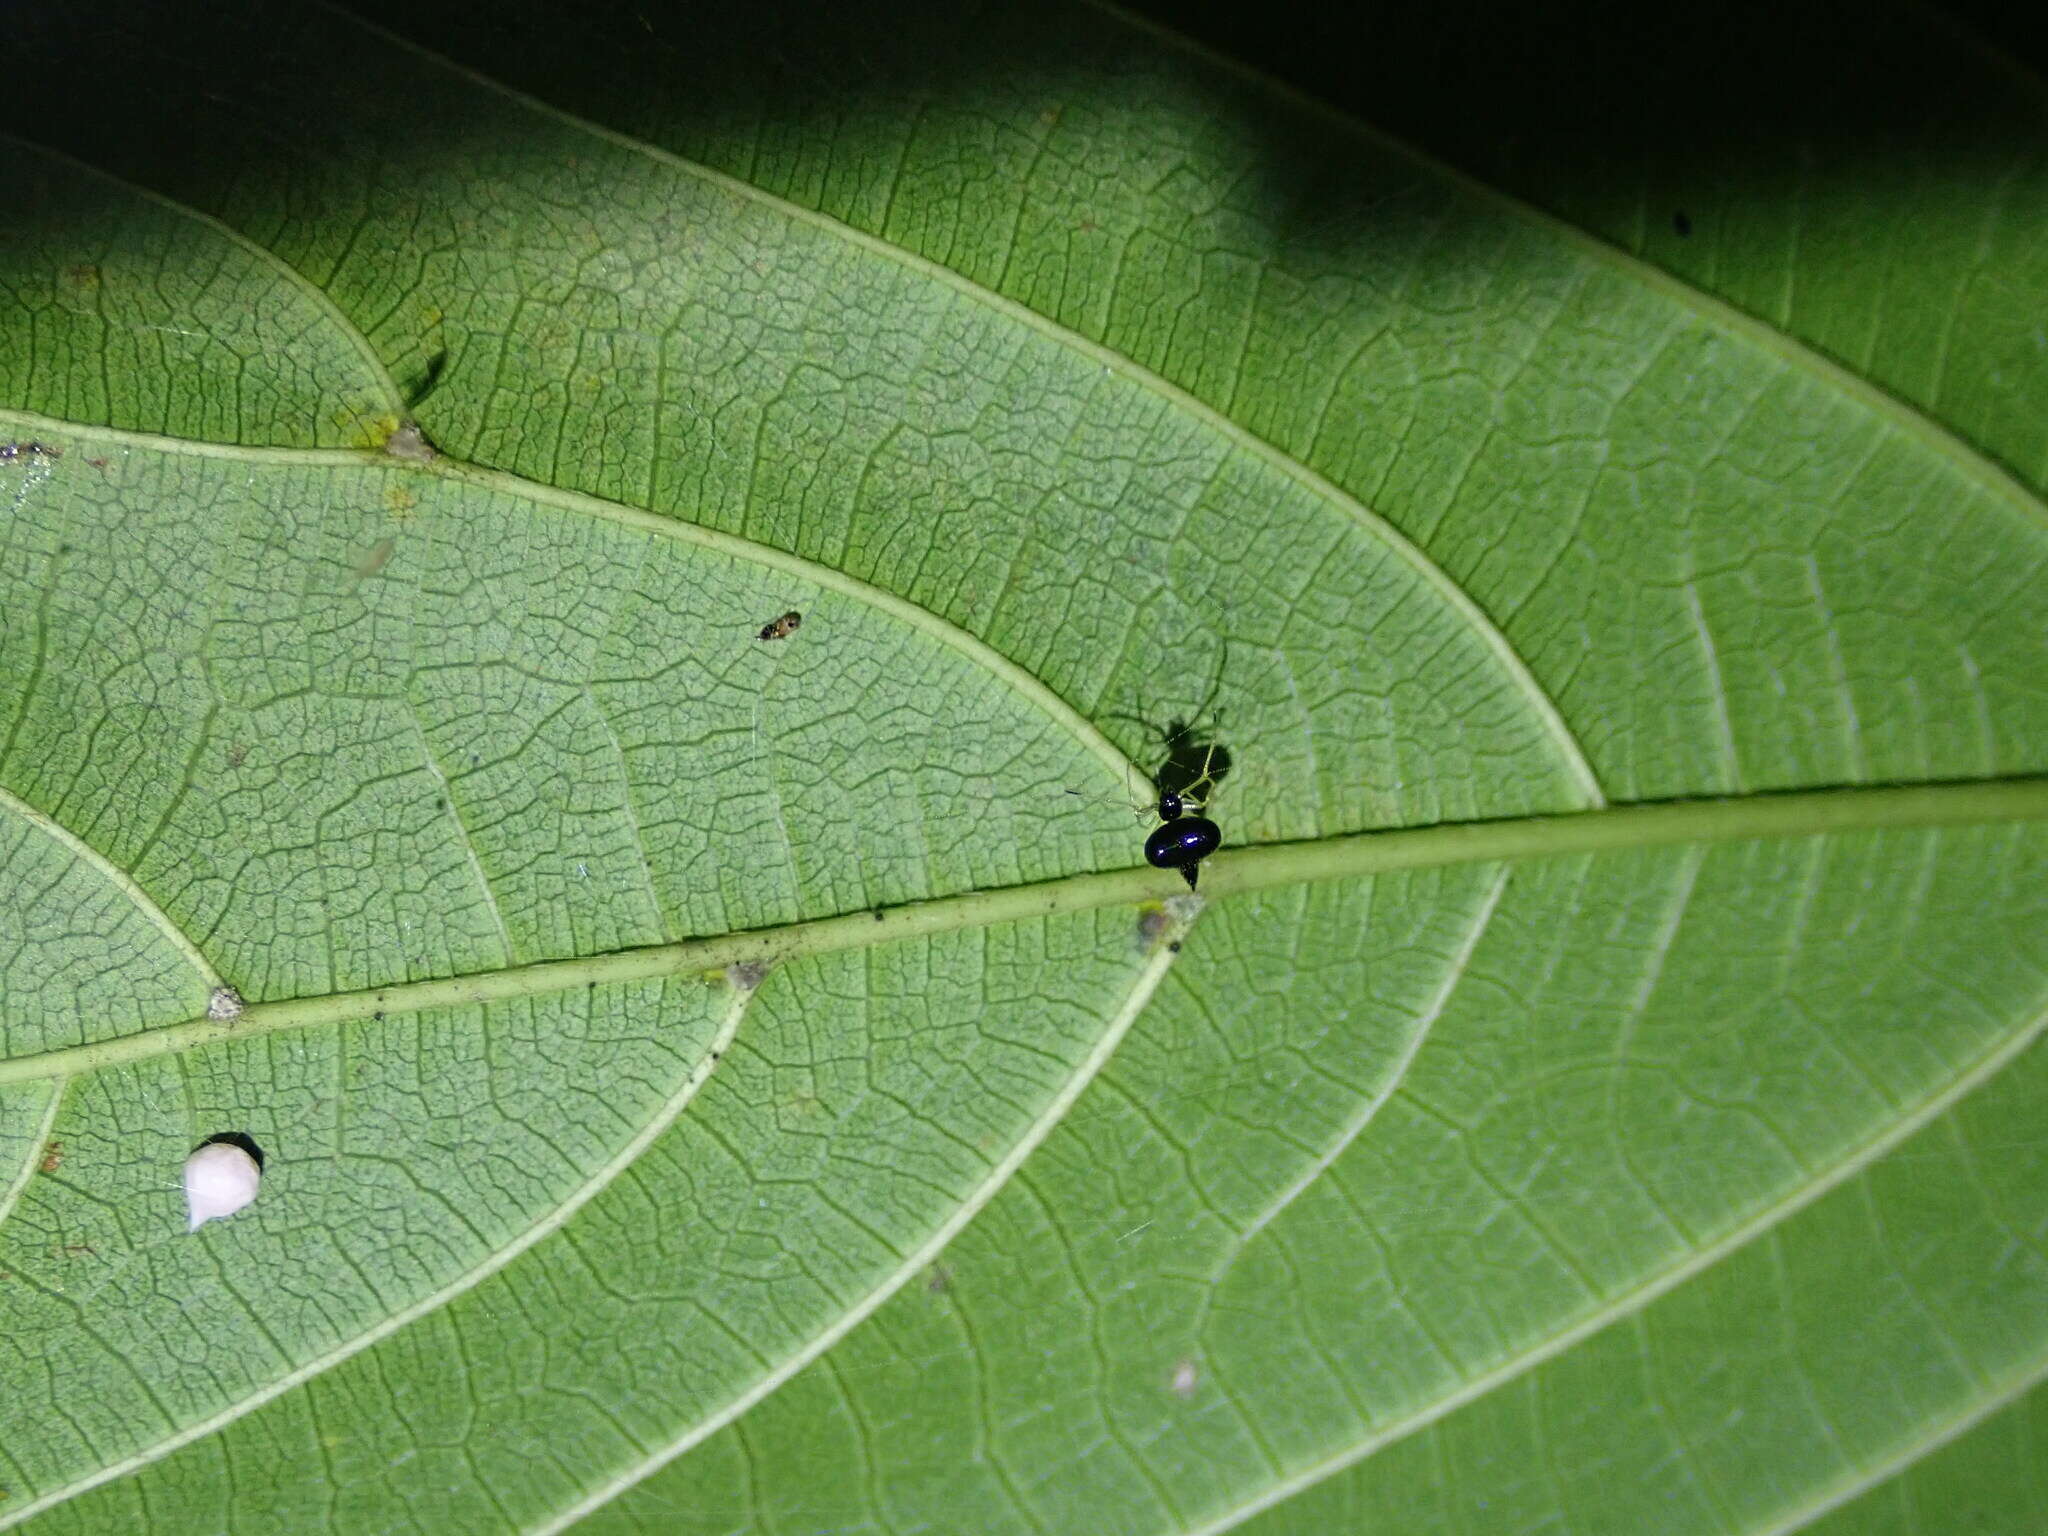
left=1145, top=815, right=1221, bottom=876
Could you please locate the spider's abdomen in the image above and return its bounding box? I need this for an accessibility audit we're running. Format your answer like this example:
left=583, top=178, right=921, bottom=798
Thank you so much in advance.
left=1145, top=815, right=1221, bottom=889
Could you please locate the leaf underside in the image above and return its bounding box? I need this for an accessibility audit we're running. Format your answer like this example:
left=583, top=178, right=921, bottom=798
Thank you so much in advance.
left=1, top=2, right=2045, bottom=1532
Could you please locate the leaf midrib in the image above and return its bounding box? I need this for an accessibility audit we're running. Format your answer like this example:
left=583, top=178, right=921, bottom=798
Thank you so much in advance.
left=8, top=776, right=2044, bottom=1088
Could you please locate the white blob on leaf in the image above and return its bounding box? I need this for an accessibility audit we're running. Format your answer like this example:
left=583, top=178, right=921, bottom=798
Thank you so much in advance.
left=184, top=1142, right=261, bottom=1232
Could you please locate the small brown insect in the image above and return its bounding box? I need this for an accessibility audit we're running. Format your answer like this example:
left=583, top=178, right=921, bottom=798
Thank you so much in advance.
left=39, top=1141, right=62, bottom=1174
left=758, top=610, right=802, bottom=641
left=0, top=441, right=59, bottom=463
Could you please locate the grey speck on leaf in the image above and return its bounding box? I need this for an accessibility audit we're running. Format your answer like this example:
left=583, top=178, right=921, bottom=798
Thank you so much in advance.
left=725, top=960, right=770, bottom=992
left=383, top=420, right=437, bottom=463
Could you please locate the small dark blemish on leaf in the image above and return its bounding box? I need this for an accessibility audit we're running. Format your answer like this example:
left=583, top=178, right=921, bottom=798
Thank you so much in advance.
left=926, top=1264, right=952, bottom=1294
left=1673, top=209, right=1693, bottom=237
left=873, top=909, right=886, bottom=921
left=373, top=1011, right=385, bottom=1021
left=1168, top=941, right=1182, bottom=953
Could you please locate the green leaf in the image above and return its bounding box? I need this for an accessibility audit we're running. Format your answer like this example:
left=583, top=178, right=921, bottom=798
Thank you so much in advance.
left=2, top=2, right=2045, bottom=1532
